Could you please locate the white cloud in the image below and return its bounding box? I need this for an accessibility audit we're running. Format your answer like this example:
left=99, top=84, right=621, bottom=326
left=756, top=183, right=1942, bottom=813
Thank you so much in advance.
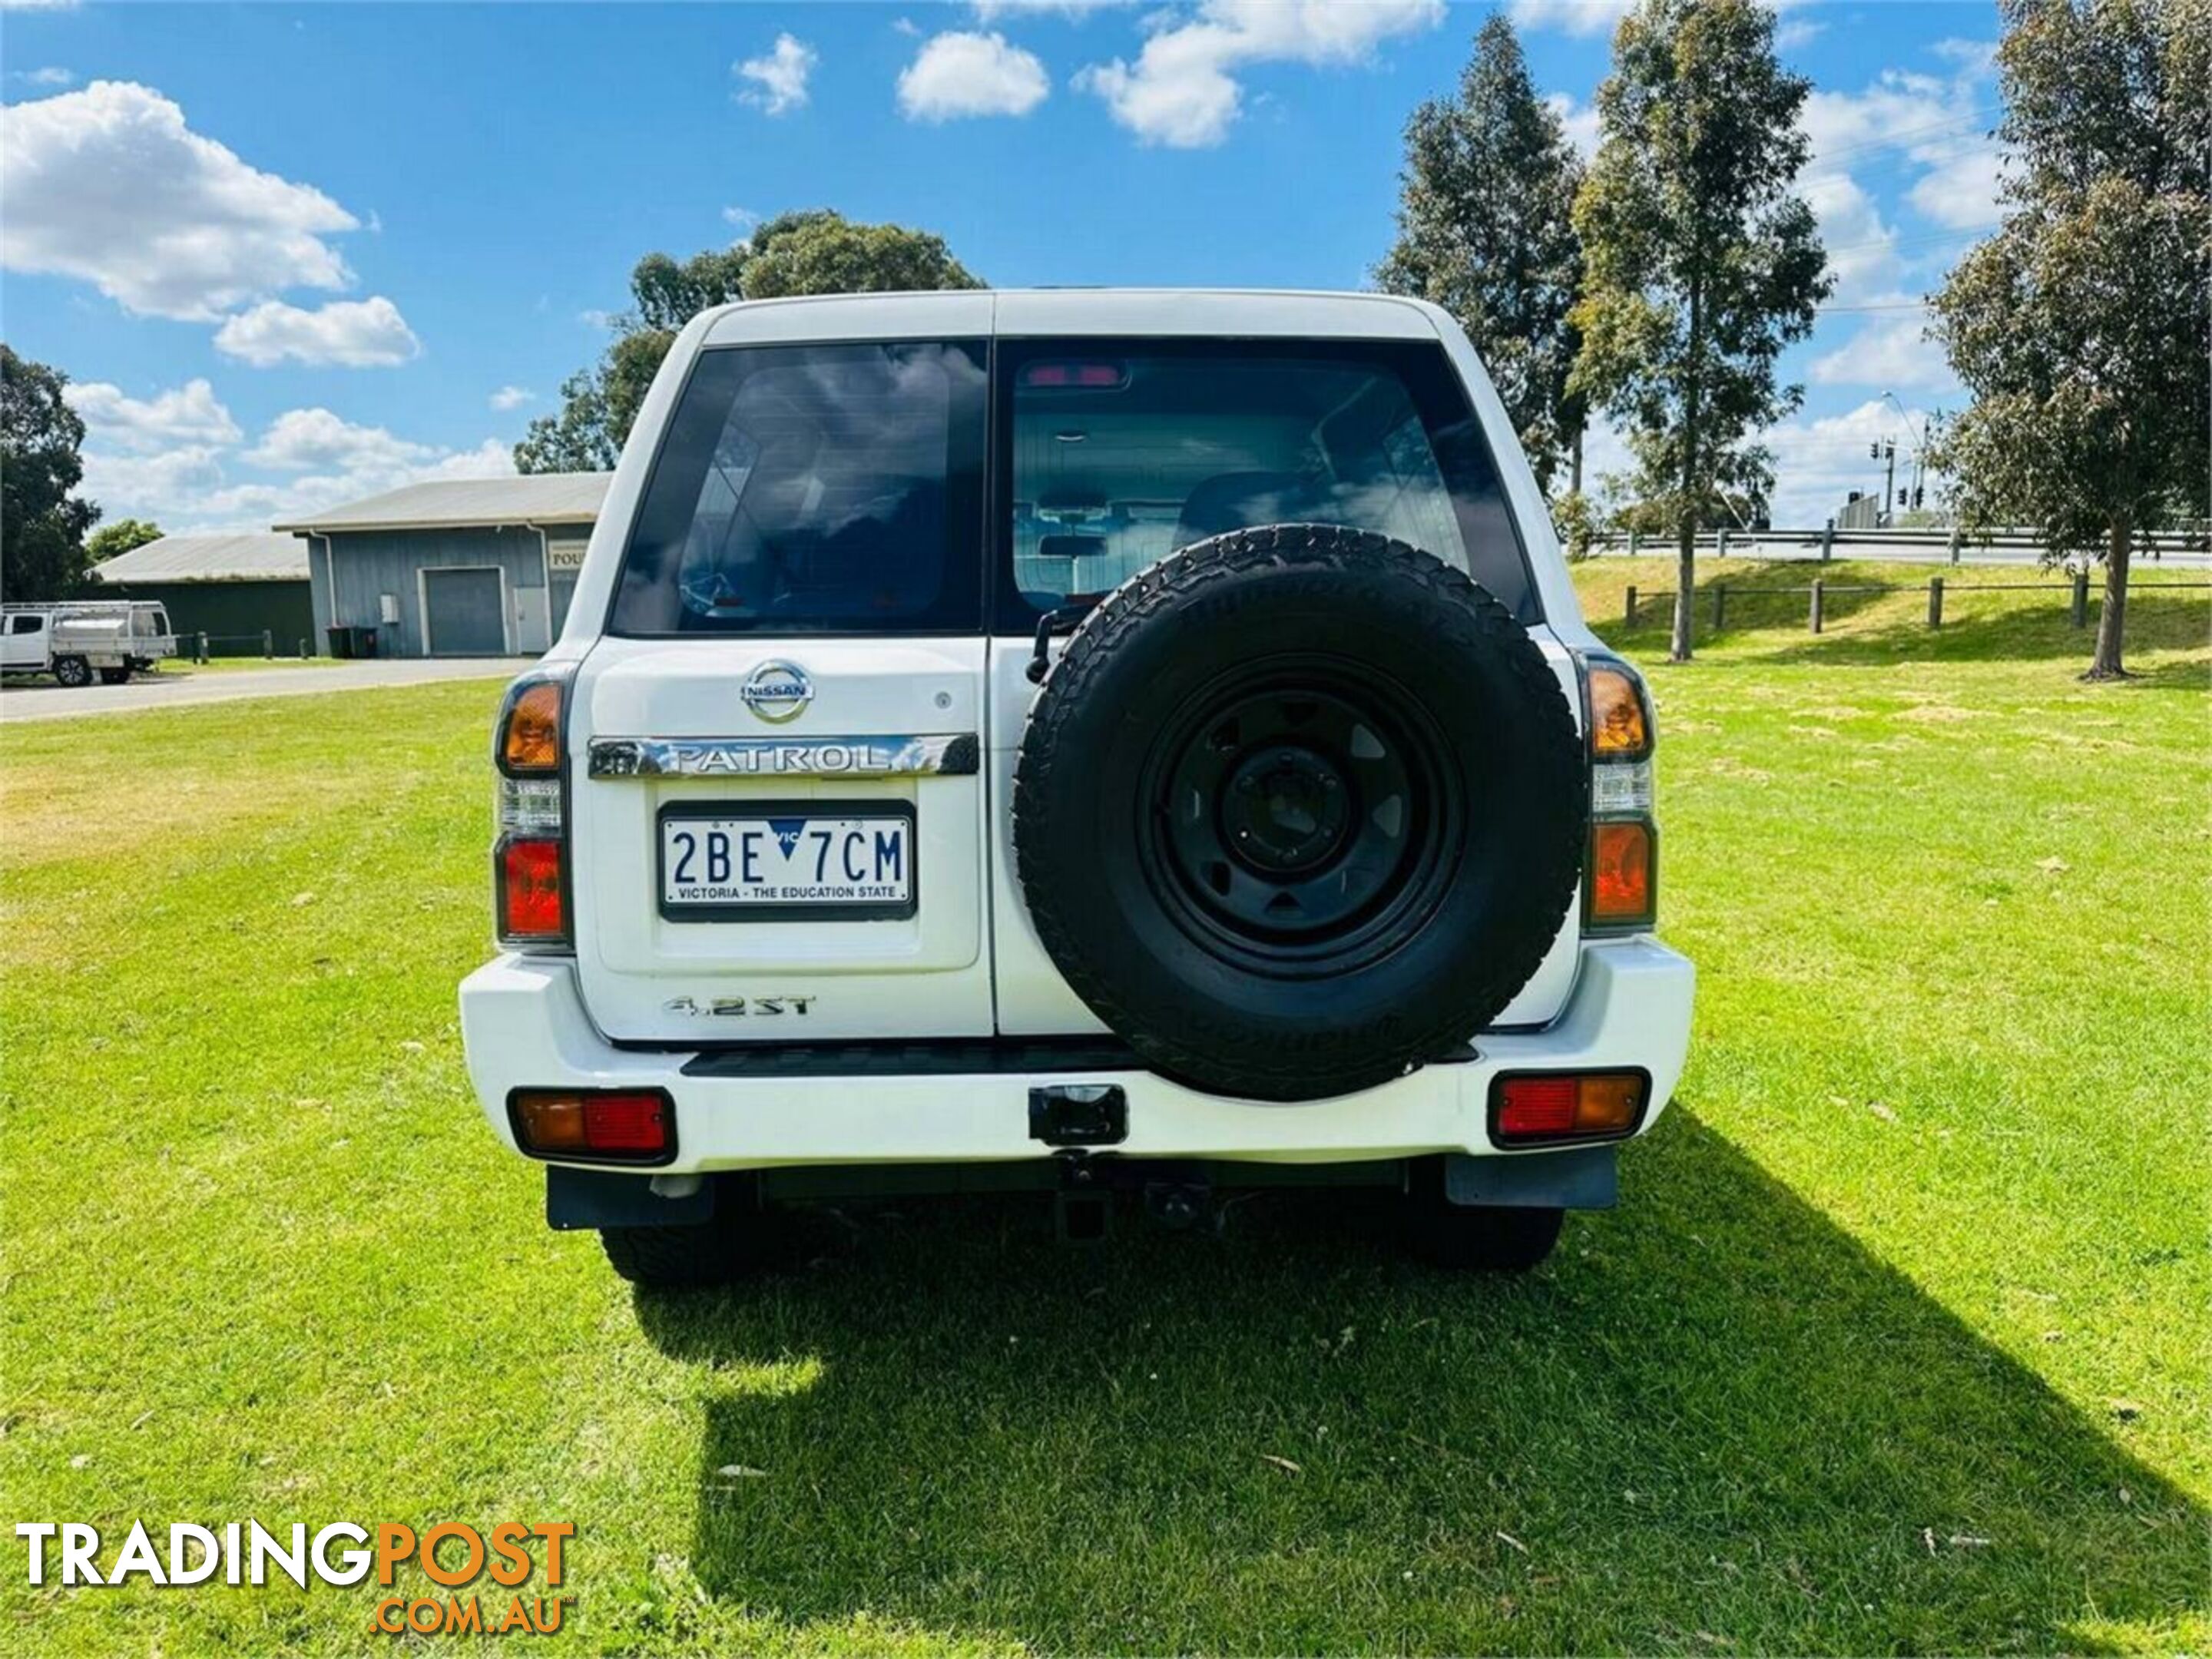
left=1760, top=397, right=1943, bottom=528
left=1077, top=0, right=1442, bottom=147
left=899, top=31, right=1050, bottom=121
left=733, top=33, right=817, bottom=115
left=1775, top=18, right=1827, bottom=50
left=12, top=66, right=76, bottom=86
left=1543, top=92, right=1600, bottom=164
left=65, top=378, right=240, bottom=452
left=488, top=385, right=536, bottom=412
left=1908, top=143, right=2004, bottom=229
left=1509, top=0, right=1629, bottom=38
left=1810, top=307, right=1959, bottom=394
left=79, top=408, right=515, bottom=536
left=243, top=408, right=435, bottom=472
left=1796, top=56, right=2005, bottom=308
left=720, top=204, right=760, bottom=233
left=78, top=446, right=227, bottom=518
left=0, top=81, right=357, bottom=320
left=0, top=0, right=82, bottom=12
left=212, top=296, right=422, bottom=367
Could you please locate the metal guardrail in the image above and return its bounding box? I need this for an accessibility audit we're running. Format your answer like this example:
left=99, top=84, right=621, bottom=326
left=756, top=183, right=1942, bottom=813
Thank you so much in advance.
left=1619, top=575, right=2212, bottom=634
left=1591, top=524, right=2210, bottom=561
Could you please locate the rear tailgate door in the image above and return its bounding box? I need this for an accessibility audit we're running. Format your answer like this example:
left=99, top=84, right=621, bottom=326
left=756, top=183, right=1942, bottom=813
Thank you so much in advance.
left=569, top=332, right=995, bottom=1044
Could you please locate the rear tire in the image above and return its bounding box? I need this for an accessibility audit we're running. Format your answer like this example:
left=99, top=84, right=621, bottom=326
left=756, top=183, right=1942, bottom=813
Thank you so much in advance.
left=599, top=1178, right=774, bottom=1288
left=52, top=656, right=91, bottom=689
left=1403, top=1162, right=1565, bottom=1270
left=98, top=666, right=131, bottom=685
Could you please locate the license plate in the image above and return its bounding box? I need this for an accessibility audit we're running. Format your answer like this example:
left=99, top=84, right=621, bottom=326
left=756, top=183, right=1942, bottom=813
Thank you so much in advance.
left=658, top=804, right=916, bottom=920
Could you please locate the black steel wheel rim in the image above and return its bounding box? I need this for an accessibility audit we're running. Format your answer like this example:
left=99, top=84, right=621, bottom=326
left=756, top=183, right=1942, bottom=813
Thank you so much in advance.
left=1137, top=654, right=1467, bottom=978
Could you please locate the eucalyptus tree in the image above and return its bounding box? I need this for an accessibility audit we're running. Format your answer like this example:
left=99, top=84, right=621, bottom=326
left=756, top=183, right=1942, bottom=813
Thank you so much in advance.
left=1376, top=15, right=1586, bottom=496
left=1929, top=0, right=2210, bottom=679
left=1569, top=0, right=1830, bottom=661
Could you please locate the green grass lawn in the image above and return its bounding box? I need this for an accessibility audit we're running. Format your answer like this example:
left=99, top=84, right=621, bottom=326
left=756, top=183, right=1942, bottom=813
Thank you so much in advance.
left=2, top=575, right=2205, bottom=1655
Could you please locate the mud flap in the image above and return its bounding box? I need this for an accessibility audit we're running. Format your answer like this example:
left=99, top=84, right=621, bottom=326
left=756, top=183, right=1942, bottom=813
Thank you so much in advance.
left=1444, top=1145, right=1617, bottom=1210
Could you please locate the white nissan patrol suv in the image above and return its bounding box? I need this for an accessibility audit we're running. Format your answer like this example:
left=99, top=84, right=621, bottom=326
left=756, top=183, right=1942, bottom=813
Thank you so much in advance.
left=459, top=290, right=1693, bottom=1286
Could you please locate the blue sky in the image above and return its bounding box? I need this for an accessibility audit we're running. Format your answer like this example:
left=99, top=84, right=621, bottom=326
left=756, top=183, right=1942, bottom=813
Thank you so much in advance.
left=1, top=1, right=2002, bottom=533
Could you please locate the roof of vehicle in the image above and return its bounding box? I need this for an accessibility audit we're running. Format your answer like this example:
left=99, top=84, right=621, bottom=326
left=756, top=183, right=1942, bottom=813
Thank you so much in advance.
left=700, top=288, right=1446, bottom=346
left=91, top=532, right=309, bottom=584
left=273, top=472, right=611, bottom=535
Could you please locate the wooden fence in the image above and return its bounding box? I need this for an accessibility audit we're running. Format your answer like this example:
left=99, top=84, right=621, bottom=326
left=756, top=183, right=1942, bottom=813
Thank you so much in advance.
left=1618, top=575, right=2212, bottom=634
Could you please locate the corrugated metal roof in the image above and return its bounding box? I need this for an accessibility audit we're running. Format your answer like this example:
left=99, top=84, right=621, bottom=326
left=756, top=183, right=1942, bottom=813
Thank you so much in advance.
left=272, top=472, right=612, bottom=533
left=93, top=533, right=309, bottom=584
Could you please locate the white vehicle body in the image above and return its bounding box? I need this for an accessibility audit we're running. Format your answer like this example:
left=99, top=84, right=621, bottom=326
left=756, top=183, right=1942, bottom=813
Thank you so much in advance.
left=459, top=290, right=1693, bottom=1260
left=1, top=601, right=176, bottom=686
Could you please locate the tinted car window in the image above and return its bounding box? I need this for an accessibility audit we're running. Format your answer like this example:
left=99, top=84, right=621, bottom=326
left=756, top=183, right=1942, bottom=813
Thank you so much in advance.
left=998, top=339, right=1534, bottom=628
left=612, top=340, right=986, bottom=636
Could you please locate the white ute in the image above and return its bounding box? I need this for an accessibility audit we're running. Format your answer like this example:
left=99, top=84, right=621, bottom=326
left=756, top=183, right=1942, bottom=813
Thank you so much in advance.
left=459, top=290, right=1694, bottom=1285
left=2, top=601, right=175, bottom=687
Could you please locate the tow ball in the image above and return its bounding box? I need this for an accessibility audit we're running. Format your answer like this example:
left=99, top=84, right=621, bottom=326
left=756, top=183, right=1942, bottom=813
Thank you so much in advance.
left=1051, top=1150, right=1215, bottom=1243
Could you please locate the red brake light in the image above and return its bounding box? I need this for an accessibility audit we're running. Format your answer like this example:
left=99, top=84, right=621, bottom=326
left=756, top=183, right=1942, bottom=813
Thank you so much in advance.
left=509, top=1090, right=673, bottom=1162
left=1496, top=1075, right=1576, bottom=1137
left=497, top=836, right=566, bottom=942
left=580, top=1094, right=669, bottom=1154
left=1493, top=1072, right=1647, bottom=1144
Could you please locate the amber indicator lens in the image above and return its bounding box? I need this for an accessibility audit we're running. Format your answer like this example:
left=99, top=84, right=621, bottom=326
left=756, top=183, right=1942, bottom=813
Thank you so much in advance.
left=510, top=1092, right=586, bottom=1153
left=1588, top=820, right=1654, bottom=927
left=501, top=680, right=563, bottom=774
left=1586, top=664, right=1650, bottom=760
left=1495, top=1073, right=1647, bottom=1142
left=511, top=1090, right=672, bottom=1160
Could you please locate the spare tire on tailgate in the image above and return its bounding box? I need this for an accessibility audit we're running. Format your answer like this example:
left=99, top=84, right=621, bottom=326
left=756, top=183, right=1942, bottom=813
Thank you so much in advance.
left=1014, top=524, right=1584, bottom=1103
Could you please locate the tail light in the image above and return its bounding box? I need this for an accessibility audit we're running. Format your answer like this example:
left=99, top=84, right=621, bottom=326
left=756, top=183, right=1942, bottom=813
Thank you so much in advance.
left=1578, top=653, right=1657, bottom=932
left=508, top=1088, right=675, bottom=1164
left=1491, top=1071, right=1648, bottom=1146
left=492, top=667, right=575, bottom=951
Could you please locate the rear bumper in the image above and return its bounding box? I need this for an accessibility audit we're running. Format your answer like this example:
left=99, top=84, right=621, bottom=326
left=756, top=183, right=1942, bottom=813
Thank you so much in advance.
left=459, top=939, right=1694, bottom=1176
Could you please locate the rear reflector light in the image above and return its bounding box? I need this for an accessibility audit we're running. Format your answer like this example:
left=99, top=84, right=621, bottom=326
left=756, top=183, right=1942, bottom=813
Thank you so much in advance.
left=509, top=1089, right=674, bottom=1163
left=497, top=836, right=566, bottom=943
left=1493, top=1071, right=1647, bottom=1144
left=1588, top=821, right=1655, bottom=929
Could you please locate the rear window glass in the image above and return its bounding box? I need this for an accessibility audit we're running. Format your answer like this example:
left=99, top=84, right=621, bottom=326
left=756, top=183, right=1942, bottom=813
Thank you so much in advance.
left=999, top=340, right=1532, bottom=628
left=612, top=341, right=986, bottom=636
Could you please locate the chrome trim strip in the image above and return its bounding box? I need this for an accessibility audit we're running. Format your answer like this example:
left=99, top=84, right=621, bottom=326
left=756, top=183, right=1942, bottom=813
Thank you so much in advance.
left=588, top=733, right=979, bottom=780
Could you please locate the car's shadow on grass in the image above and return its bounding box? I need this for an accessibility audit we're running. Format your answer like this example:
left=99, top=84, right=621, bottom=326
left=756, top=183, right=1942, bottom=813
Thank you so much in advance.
left=633, top=1114, right=2202, bottom=1653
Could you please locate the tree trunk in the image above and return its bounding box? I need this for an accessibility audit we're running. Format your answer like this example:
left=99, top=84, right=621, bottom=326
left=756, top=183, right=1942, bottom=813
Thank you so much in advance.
left=2085, top=515, right=2133, bottom=679
left=1671, top=512, right=1697, bottom=663
left=1672, top=276, right=1703, bottom=664
left=1569, top=423, right=1584, bottom=496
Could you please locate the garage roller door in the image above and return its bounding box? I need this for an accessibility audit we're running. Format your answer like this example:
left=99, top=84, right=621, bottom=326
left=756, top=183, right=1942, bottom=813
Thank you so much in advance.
left=423, top=568, right=505, bottom=655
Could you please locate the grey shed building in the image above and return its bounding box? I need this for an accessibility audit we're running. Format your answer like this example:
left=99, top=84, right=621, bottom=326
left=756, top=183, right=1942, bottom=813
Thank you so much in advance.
left=276, top=473, right=611, bottom=657
left=92, top=533, right=316, bottom=654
